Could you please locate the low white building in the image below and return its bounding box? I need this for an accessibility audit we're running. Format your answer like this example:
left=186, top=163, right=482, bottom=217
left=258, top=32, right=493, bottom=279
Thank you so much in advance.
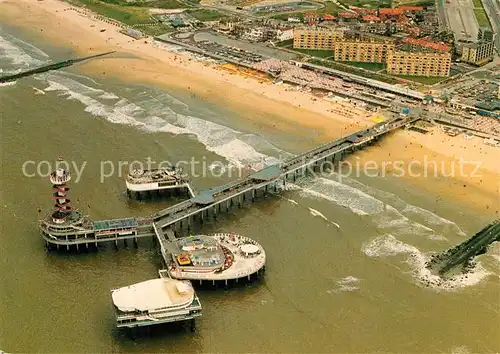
left=276, top=28, right=294, bottom=42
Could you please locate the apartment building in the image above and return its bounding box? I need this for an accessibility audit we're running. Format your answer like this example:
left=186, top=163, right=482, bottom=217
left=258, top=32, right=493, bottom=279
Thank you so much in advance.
left=293, top=27, right=345, bottom=50
left=332, top=32, right=396, bottom=63
left=461, top=41, right=495, bottom=65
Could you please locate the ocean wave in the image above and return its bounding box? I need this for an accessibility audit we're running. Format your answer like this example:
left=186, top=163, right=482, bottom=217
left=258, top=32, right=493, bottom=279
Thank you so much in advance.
left=41, top=74, right=285, bottom=170
left=335, top=172, right=465, bottom=235
left=44, top=80, right=147, bottom=128
left=299, top=177, right=385, bottom=216
left=0, top=32, right=47, bottom=68
left=0, top=81, right=16, bottom=87
left=362, top=234, right=419, bottom=257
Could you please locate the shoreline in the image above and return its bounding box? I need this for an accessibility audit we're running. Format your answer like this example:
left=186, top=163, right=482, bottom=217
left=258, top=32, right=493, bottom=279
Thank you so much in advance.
left=0, top=0, right=498, bottom=215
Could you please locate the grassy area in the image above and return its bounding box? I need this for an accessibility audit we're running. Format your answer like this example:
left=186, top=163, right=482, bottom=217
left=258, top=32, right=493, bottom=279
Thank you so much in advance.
left=309, top=58, right=400, bottom=84
left=277, top=39, right=293, bottom=48
left=339, top=0, right=391, bottom=8
left=99, top=0, right=186, bottom=9
left=393, top=0, right=433, bottom=6
left=271, top=12, right=306, bottom=20
left=187, top=9, right=226, bottom=21
left=319, top=1, right=342, bottom=14
left=142, top=24, right=175, bottom=36
left=474, top=8, right=491, bottom=28
left=66, top=0, right=154, bottom=25
left=270, top=1, right=340, bottom=20
left=340, top=61, right=385, bottom=71
left=472, top=0, right=483, bottom=7
left=391, top=74, right=448, bottom=85
left=292, top=48, right=333, bottom=58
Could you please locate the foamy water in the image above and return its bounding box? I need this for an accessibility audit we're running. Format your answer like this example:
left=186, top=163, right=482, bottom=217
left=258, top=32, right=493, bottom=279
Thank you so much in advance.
left=362, top=234, right=493, bottom=290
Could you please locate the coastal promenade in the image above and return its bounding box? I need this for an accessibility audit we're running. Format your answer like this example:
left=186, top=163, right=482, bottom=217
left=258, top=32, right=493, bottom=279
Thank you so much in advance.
left=39, top=114, right=419, bottom=252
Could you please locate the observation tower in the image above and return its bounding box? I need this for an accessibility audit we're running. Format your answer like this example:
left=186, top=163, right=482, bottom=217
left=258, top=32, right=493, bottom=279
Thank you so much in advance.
left=39, top=160, right=94, bottom=249
left=50, top=166, right=72, bottom=223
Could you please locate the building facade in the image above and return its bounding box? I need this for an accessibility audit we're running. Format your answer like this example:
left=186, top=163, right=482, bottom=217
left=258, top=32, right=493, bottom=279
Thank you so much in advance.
left=461, top=41, right=495, bottom=65
left=478, top=27, right=494, bottom=42
left=332, top=32, right=396, bottom=62
left=387, top=50, right=451, bottom=77
left=293, top=27, right=345, bottom=50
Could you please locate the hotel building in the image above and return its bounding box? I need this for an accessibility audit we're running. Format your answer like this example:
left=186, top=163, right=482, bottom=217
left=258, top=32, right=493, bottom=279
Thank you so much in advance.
left=332, top=32, right=396, bottom=63
left=293, top=27, right=345, bottom=50
left=461, top=41, right=495, bottom=65
left=386, top=38, right=452, bottom=77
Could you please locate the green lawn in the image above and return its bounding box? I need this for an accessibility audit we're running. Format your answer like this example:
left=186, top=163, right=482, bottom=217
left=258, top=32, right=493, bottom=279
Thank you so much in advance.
left=472, top=0, right=483, bottom=7
left=393, top=0, right=433, bottom=6
left=340, top=61, right=385, bottom=71
left=339, top=0, right=391, bottom=8
left=187, top=9, right=226, bottom=21
left=474, top=8, right=491, bottom=27
left=391, top=74, right=448, bottom=85
left=309, top=59, right=399, bottom=84
left=277, top=39, right=293, bottom=48
left=271, top=1, right=340, bottom=20
left=66, top=0, right=153, bottom=25
left=99, top=0, right=186, bottom=9
left=292, top=48, right=333, bottom=58
left=66, top=0, right=187, bottom=26
left=271, top=12, right=306, bottom=20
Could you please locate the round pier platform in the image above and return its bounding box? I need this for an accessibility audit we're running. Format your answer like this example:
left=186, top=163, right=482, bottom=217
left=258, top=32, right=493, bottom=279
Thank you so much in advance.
left=167, top=233, right=266, bottom=283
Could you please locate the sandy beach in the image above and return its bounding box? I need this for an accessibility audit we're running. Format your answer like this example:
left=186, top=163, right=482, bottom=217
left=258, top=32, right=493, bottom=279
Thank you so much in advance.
left=0, top=0, right=498, bottom=214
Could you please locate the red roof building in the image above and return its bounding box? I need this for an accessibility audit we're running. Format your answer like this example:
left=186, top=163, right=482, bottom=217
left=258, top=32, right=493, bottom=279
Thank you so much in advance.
left=362, top=15, right=381, bottom=22
left=398, top=6, right=424, bottom=12
left=322, top=14, right=336, bottom=20
left=402, top=37, right=451, bottom=52
left=379, top=8, right=404, bottom=16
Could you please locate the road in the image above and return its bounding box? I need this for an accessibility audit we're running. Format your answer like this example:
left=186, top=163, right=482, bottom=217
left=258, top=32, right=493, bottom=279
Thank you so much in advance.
left=444, top=0, right=480, bottom=42
left=481, top=0, right=500, bottom=51
left=436, top=0, right=449, bottom=29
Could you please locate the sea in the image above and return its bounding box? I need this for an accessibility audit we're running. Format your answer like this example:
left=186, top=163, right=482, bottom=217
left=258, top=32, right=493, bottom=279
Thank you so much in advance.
left=1, top=26, right=499, bottom=353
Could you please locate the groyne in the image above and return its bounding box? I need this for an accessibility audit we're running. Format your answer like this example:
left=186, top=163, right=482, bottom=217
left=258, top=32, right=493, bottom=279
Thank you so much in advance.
left=0, top=51, right=115, bottom=83
left=426, top=220, right=500, bottom=276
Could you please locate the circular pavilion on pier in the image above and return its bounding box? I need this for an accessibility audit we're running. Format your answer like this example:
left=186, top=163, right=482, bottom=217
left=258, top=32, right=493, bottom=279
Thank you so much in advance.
left=166, top=233, right=266, bottom=284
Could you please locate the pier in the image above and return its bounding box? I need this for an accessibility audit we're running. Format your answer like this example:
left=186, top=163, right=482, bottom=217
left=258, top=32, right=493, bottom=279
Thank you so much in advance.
left=40, top=115, right=419, bottom=259
left=0, top=51, right=115, bottom=83
left=426, top=219, right=500, bottom=276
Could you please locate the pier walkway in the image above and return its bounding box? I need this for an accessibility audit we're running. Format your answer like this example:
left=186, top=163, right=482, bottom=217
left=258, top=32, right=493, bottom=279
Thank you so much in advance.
left=41, top=115, right=419, bottom=255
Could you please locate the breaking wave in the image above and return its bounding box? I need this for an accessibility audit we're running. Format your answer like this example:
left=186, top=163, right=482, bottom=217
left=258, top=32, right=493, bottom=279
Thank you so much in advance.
left=0, top=31, right=49, bottom=68
left=362, top=234, right=493, bottom=290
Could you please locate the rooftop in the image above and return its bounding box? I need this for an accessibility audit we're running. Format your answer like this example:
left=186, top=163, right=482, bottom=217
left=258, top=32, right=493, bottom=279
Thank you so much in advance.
left=126, top=167, right=187, bottom=184
left=111, top=278, right=195, bottom=313
left=379, top=8, right=403, bottom=16
left=173, top=235, right=225, bottom=268
left=94, top=217, right=137, bottom=231
left=401, top=37, right=451, bottom=52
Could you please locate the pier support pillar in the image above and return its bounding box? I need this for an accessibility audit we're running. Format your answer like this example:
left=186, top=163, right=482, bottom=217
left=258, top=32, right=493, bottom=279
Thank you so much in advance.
left=134, top=237, right=138, bottom=248
left=252, top=189, right=255, bottom=202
